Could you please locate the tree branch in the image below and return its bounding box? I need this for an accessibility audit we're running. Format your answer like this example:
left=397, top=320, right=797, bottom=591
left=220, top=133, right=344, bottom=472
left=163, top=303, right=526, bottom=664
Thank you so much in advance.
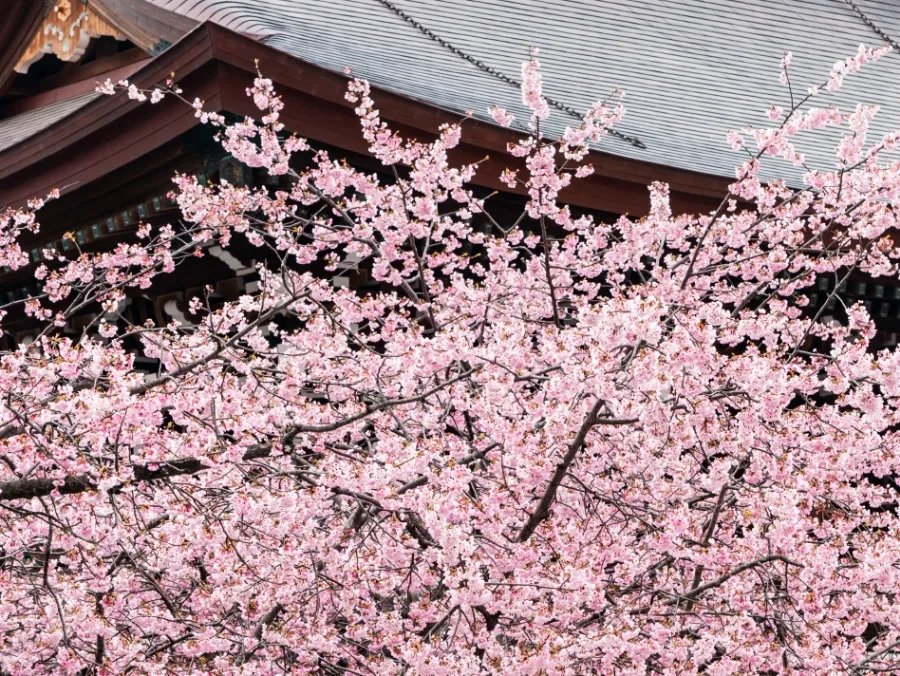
left=672, top=555, right=803, bottom=603
left=0, top=369, right=479, bottom=502
left=517, top=400, right=636, bottom=542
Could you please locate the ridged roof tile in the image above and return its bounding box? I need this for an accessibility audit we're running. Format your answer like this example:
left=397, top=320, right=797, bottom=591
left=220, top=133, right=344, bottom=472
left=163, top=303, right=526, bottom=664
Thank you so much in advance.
left=0, top=92, right=99, bottom=154
left=144, top=0, right=900, bottom=182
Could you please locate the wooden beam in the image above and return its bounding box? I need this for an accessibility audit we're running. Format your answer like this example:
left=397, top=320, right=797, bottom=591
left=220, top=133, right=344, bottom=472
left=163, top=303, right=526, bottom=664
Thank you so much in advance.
left=1, top=55, right=151, bottom=117
left=6, top=46, right=148, bottom=96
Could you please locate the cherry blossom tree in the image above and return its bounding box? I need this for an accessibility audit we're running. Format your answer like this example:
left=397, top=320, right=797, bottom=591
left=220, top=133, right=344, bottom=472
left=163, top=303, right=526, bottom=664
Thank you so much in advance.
left=1, top=45, right=900, bottom=675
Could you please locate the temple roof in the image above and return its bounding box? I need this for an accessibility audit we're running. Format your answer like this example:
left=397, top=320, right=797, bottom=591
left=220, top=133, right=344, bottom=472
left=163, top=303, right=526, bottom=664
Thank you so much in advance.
left=143, top=0, right=900, bottom=182
left=0, top=0, right=191, bottom=159
left=0, top=91, right=99, bottom=154
left=0, top=22, right=732, bottom=217
left=7, top=0, right=900, bottom=213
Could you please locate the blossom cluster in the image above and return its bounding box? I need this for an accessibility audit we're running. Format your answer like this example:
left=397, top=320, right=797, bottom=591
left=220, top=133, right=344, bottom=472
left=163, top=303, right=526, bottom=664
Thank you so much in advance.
left=0, top=46, right=897, bottom=675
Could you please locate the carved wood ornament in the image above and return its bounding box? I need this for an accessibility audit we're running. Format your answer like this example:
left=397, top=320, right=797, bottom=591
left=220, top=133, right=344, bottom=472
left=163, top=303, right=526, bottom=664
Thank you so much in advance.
left=14, top=1, right=126, bottom=73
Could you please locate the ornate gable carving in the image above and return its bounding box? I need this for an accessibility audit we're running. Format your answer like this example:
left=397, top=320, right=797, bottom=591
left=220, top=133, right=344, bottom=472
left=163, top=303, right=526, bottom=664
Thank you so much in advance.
left=15, top=1, right=126, bottom=73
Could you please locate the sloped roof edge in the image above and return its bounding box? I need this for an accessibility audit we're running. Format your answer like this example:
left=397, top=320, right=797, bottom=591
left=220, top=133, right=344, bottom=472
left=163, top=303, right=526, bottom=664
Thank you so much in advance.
left=0, top=0, right=52, bottom=98
left=0, top=21, right=731, bottom=216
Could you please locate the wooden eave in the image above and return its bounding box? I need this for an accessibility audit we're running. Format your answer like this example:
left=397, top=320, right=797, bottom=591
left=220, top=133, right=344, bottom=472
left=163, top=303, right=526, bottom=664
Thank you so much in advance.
left=1, top=51, right=152, bottom=118
left=0, top=0, right=52, bottom=99
left=8, top=0, right=195, bottom=78
left=0, top=23, right=218, bottom=210
left=0, top=21, right=731, bottom=217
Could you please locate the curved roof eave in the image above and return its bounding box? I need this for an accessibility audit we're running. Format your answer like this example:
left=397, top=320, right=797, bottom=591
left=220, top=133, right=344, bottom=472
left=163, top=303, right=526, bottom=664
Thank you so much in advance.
left=0, top=21, right=731, bottom=217
left=0, top=0, right=52, bottom=99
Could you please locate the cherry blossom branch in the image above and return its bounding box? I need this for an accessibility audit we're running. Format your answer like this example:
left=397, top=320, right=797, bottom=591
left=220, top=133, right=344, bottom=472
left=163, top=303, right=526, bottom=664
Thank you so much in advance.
left=517, top=399, right=636, bottom=541
left=0, top=367, right=479, bottom=501
left=672, top=555, right=803, bottom=603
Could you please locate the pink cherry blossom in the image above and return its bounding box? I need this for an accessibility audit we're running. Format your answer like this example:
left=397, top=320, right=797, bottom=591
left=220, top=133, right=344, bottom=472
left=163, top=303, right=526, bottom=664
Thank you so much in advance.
left=6, top=46, right=900, bottom=675
left=488, top=105, right=515, bottom=127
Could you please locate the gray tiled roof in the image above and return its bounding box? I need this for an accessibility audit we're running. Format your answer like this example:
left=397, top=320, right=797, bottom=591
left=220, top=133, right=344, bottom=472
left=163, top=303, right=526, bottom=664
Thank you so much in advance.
left=149, top=1, right=900, bottom=182
left=0, top=92, right=100, bottom=154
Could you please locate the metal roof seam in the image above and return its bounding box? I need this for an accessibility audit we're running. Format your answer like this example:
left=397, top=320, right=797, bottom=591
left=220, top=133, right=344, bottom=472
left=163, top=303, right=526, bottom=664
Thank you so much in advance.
left=369, top=0, right=647, bottom=149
